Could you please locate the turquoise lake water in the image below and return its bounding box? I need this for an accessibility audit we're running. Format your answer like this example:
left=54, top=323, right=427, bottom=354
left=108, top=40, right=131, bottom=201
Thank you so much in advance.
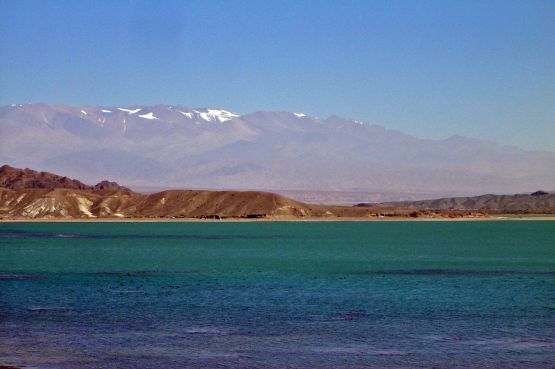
left=0, top=221, right=554, bottom=368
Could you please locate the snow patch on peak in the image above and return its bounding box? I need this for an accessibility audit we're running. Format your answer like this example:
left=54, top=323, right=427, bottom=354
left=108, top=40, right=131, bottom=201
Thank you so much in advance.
left=293, top=112, right=306, bottom=118
left=81, top=110, right=87, bottom=115
left=209, top=109, right=238, bottom=117
left=180, top=111, right=193, bottom=119
left=117, top=108, right=142, bottom=115
left=101, top=109, right=112, bottom=113
left=138, top=112, right=159, bottom=120
left=197, top=112, right=210, bottom=121
left=195, top=109, right=240, bottom=123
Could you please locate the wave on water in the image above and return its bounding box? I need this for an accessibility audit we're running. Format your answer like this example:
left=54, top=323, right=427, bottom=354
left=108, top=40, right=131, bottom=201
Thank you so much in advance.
left=28, top=306, right=72, bottom=312
left=96, top=271, right=189, bottom=277
left=428, top=335, right=555, bottom=352
left=185, top=326, right=234, bottom=335
left=193, top=352, right=251, bottom=359
left=110, top=289, right=145, bottom=294
left=461, top=338, right=554, bottom=350
left=0, top=274, right=47, bottom=280
left=310, top=345, right=414, bottom=356
left=371, top=269, right=555, bottom=276
left=0, top=230, right=90, bottom=239
left=0, top=229, right=291, bottom=241
left=55, top=233, right=87, bottom=238
left=328, top=310, right=366, bottom=321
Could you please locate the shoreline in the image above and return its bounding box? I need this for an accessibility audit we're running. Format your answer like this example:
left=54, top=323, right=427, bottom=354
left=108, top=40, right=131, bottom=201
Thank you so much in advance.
left=1, top=215, right=555, bottom=223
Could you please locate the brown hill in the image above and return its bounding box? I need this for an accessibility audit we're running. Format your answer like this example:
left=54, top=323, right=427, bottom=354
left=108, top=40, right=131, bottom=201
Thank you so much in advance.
left=0, top=165, right=130, bottom=191
left=0, top=187, right=386, bottom=219
left=0, top=165, right=333, bottom=218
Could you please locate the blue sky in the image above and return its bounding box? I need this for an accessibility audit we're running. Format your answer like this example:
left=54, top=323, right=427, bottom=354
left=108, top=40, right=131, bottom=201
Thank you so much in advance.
left=1, top=0, right=554, bottom=150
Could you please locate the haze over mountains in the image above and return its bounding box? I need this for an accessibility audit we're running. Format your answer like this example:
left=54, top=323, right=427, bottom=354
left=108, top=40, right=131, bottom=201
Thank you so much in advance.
left=2, top=103, right=554, bottom=199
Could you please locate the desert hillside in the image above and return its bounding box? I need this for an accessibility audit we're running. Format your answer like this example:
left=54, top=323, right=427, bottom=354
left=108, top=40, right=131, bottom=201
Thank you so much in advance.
left=0, top=165, right=365, bottom=218
left=0, top=187, right=322, bottom=218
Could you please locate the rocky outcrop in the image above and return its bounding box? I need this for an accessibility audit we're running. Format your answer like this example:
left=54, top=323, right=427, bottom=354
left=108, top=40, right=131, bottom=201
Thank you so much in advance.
left=93, top=180, right=131, bottom=191
left=0, top=165, right=128, bottom=191
left=0, top=165, right=91, bottom=190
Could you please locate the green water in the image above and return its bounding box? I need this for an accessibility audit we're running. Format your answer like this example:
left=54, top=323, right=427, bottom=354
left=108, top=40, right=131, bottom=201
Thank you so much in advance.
left=0, top=221, right=554, bottom=368
left=2, top=221, right=554, bottom=274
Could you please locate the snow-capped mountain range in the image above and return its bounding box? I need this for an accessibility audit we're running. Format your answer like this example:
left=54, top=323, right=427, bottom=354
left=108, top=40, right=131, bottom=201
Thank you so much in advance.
left=1, top=103, right=554, bottom=198
left=111, top=106, right=239, bottom=123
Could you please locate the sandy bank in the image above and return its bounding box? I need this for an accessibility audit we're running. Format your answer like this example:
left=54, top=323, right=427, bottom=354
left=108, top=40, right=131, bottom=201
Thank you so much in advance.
left=1, top=215, right=554, bottom=222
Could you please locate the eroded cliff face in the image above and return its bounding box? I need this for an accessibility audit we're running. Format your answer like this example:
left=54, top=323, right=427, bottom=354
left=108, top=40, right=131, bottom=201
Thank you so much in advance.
left=0, top=165, right=344, bottom=219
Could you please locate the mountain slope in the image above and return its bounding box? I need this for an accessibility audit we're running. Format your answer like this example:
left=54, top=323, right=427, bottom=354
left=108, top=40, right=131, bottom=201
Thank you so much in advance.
left=2, top=104, right=554, bottom=196
left=0, top=188, right=318, bottom=218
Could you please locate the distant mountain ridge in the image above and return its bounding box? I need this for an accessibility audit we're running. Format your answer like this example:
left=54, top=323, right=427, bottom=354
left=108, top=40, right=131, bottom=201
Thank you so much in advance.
left=1, top=103, right=554, bottom=197
left=357, top=192, right=555, bottom=213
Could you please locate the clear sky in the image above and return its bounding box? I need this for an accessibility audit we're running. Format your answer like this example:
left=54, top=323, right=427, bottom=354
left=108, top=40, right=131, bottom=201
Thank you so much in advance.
left=1, top=0, right=554, bottom=150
